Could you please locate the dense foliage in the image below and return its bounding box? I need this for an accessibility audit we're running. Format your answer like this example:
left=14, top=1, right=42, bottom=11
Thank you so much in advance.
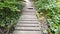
left=0, top=0, right=23, bottom=34
left=35, top=0, right=60, bottom=34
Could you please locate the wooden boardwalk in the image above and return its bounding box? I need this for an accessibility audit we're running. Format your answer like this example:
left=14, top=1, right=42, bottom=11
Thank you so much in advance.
left=13, top=0, right=42, bottom=34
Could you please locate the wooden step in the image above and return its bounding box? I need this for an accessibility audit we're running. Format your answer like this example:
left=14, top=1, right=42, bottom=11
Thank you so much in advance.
left=22, top=13, right=35, bottom=15
left=18, top=21, right=39, bottom=23
left=20, top=15, right=36, bottom=18
left=20, top=17, right=37, bottom=19
left=13, top=31, right=42, bottom=34
left=16, top=24, right=39, bottom=27
left=17, top=22, right=39, bottom=24
left=19, top=19, right=37, bottom=21
left=22, top=13, right=35, bottom=14
left=15, top=27, right=40, bottom=30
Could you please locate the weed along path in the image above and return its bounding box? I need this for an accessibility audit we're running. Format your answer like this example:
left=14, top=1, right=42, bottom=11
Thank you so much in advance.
left=13, top=0, right=42, bottom=34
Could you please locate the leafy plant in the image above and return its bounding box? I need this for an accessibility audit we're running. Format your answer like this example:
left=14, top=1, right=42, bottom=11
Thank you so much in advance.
left=35, top=0, right=60, bottom=34
left=0, top=0, right=23, bottom=34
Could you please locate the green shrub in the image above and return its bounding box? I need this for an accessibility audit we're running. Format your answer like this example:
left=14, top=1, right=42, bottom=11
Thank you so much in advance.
left=0, top=0, right=23, bottom=34
left=35, top=0, right=60, bottom=34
